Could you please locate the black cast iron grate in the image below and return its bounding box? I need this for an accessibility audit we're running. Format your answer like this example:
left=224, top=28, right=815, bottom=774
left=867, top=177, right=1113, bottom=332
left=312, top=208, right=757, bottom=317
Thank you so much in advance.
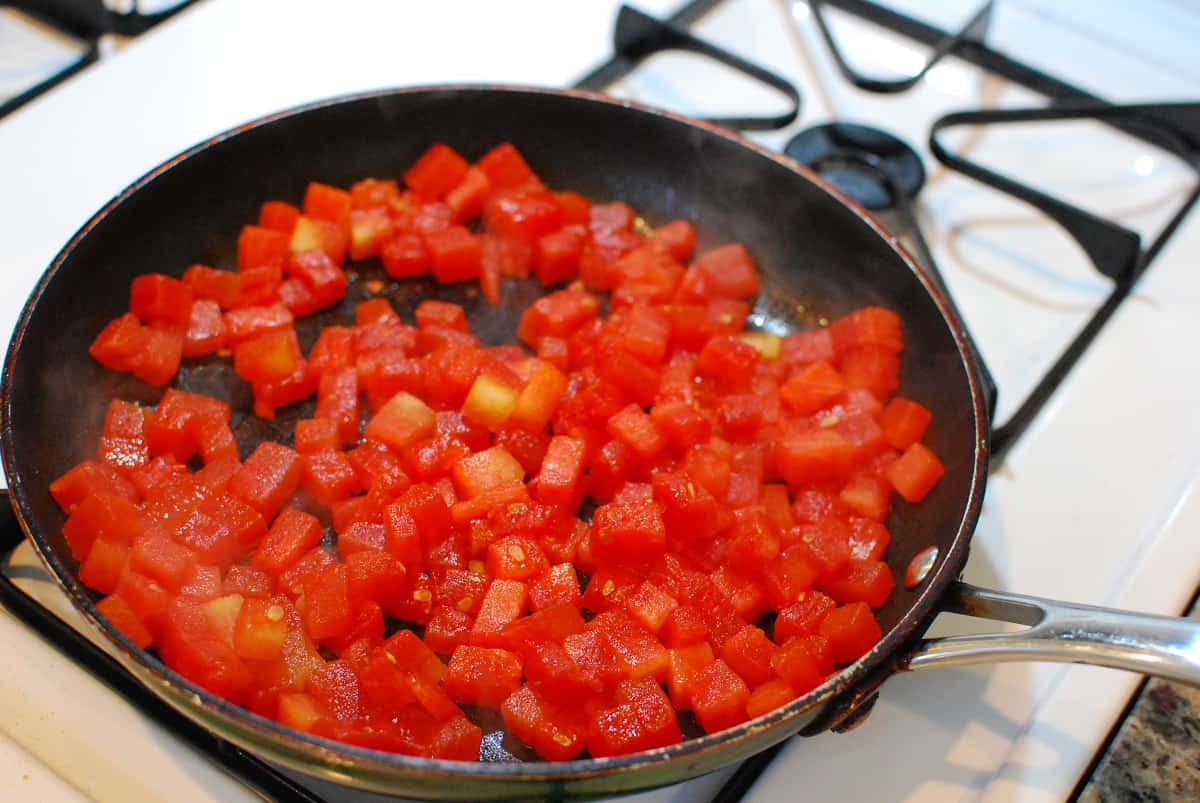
left=810, top=0, right=1200, bottom=457
left=0, top=1, right=1197, bottom=801
left=0, top=0, right=197, bottom=119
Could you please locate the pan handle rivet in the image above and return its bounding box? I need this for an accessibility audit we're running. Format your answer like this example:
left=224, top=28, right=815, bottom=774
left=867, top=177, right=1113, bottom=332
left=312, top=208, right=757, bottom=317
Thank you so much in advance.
left=904, top=546, right=939, bottom=589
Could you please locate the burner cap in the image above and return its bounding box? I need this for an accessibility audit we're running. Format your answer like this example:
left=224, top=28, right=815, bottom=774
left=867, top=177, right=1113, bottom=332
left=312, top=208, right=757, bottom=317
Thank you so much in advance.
left=785, top=122, right=925, bottom=210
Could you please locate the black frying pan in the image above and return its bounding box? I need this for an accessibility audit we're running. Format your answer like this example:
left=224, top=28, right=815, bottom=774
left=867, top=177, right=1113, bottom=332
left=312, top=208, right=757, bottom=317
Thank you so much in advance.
left=3, top=86, right=1196, bottom=801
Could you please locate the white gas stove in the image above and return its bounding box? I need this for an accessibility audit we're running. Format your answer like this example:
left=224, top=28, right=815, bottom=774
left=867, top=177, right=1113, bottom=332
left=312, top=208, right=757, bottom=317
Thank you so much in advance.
left=1, top=1, right=1198, bottom=801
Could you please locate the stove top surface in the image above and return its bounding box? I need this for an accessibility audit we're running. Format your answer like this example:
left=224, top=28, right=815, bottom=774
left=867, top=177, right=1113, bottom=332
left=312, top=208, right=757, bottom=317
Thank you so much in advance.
left=1, top=1, right=1198, bottom=801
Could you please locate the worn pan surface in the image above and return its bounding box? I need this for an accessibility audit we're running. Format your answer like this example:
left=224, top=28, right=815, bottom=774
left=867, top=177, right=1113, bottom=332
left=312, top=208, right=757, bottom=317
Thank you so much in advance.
left=0, top=86, right=987, bottom=799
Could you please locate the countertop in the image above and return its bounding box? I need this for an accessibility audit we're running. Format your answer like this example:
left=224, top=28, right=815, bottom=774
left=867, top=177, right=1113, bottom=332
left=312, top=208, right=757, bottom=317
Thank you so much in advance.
left=1077, top=598, right=1200, bottom=802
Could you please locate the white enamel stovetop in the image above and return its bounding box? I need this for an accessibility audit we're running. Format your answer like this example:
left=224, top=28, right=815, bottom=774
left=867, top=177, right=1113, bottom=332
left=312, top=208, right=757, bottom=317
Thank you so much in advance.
left=0, top=1, right=1198, bottom=801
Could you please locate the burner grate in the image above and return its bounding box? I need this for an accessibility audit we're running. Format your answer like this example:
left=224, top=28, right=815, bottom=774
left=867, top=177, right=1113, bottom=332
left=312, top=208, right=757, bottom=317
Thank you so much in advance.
left=0, top=0, right=197, bottom=120
left=793, top=0, right=1200, bottom=456
left=577, top=4, right=802, bottom=131
left=928, top=101, right=1200, bottom=453
left=809, top=0, right=995, bottom=94
left=0, top=4, right=98, bottom=120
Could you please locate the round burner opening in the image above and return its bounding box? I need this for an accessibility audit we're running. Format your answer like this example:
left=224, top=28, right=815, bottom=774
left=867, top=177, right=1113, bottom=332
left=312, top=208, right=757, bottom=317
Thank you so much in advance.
left=785, top=122, right=925, bottom=210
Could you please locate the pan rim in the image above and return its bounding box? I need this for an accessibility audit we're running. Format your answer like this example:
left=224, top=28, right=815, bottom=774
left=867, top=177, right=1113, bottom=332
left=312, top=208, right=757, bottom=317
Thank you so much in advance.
left=0, top=82, right=990, bottom=792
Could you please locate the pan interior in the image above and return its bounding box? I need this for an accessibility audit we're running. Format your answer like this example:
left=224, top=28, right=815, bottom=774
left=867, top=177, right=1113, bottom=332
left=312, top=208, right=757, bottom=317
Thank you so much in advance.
left=2, top=87, right=981, bottom=785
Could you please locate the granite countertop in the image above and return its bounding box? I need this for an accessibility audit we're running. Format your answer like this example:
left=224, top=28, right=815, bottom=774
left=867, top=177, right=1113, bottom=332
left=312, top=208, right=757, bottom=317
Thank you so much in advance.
left=1075, top=601, right=1200, bottom=802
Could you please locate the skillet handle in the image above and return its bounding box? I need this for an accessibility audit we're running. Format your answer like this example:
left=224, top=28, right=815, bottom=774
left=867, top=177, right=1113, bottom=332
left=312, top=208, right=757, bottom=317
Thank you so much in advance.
left=902, top=581, right=1200, bottom=687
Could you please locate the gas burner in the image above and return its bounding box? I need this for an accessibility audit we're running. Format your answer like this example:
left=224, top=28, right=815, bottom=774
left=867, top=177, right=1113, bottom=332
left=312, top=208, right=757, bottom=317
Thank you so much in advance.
left=784, top=122, right=924, bottom=210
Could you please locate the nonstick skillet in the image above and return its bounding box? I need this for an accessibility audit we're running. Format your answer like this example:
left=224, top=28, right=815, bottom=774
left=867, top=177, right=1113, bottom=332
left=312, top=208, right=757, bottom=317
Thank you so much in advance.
left=3, top=86, right=1198, bottom=800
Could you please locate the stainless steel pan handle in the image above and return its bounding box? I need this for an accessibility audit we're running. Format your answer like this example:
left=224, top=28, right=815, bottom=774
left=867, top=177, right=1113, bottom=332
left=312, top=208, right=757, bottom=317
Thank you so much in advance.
left=903, top=581, right=1200, bottom=686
